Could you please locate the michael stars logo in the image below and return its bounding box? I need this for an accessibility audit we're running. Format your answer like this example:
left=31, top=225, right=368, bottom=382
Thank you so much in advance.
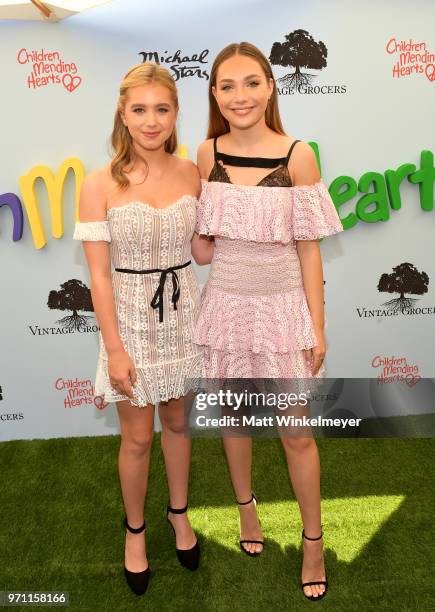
left=138, top=49, right=209, bottom=81
left=269, top=29, right=347, bottom=96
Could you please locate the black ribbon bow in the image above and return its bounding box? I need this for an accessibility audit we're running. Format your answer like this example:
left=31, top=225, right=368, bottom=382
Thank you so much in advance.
left=115, top=261, right=191, bottom=323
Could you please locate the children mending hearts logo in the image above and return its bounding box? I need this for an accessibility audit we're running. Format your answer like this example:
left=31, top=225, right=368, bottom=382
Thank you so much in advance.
left=17, top=47, right=83, bottom=92
left=386, top=38, right=435, bottom=82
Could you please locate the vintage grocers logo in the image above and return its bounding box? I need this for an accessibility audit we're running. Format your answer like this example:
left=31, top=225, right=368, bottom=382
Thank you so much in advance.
left=17, top=47, right=82, bottom=91
left=269, top=29, right=347, bottom=95
left=28, top=279, right=100, bottom=336
left=357, top=262, right=434, bottom=318
left=0, top=384, right=25, bottom=422
left=55, top=377, right=108, bottom=410
left=138, top=49, right=209, bottom=81
left=0, top=412, right=24, bottom=422
left=386, top=38, right=435, bottom=82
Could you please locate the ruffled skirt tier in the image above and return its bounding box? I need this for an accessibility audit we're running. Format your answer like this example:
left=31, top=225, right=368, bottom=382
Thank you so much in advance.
left=194, top=237, right=324, bottom=379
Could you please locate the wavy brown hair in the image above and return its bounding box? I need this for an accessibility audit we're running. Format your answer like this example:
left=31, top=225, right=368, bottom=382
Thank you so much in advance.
left=111, top=62, right=178, bottom=189
left=207, top=42, right=285, bottom=139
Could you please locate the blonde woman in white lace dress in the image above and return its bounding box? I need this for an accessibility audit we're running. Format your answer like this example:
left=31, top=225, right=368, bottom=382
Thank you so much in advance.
left=73, top=63, right=210, bottom=595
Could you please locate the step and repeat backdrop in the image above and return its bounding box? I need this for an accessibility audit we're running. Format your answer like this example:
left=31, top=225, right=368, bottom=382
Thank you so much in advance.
left=0, top=0, right=434, bottom=440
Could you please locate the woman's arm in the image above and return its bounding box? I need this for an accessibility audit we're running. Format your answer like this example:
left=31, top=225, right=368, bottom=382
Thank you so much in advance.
left=191, top=141, right=215, bottom=265
left=191, top=232, right=215, bottom=265
left=291, top=144, right=326, bottom=375
left=79, top=170, right=136, bottom=397
left=297, top=240, right=325, bottom=339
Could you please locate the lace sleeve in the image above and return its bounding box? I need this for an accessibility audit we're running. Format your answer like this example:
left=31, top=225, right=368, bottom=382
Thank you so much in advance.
left=195, top=180, right=212, bottom=235
left=292, top=181, right=343, bottom=240
left=73, top=221, right=111, bottom=242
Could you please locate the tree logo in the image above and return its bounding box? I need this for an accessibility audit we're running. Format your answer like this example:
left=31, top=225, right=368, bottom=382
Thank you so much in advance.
left=377, top=263, right=429, bottom=312
left=269, top=29, right=328, bottom=90
left=47, top=279, right=94, bottom=331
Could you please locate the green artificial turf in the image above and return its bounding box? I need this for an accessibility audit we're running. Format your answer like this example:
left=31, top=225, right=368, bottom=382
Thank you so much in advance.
left=0, top=435, right=433, bottom=611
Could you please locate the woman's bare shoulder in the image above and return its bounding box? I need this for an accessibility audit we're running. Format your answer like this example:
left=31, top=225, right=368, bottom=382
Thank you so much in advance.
left=173, top=156, right=200, bottom=179
left=197, top=139, right=215, bottom=179
left=291, top=139, right=315, bottom=158
left=173, top=155, right=197, bottom=170
left=289, top=141, right=321, bottom=186
left=197, top=138, right=214, bottom=159
left=78, top=166, right=114, bottom=220
left=172, top=156, right=201, bottom=195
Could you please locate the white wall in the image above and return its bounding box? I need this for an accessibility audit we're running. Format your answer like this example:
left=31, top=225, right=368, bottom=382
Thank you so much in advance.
left=0, top=0, right=434, bottom=440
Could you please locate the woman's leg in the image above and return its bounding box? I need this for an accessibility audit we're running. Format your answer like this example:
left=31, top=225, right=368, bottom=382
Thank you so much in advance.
left=222, top=436, right=263, bottom=554
left=159, top=396, right=196, bottom=549
left=117, top=399, right=155, bottom=572
left=278, top=405, right=326, bottom=599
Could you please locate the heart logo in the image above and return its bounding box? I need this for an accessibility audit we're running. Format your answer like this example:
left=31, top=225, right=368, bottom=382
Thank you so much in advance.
left=62, top=74, right=82, bottom=92
left=405, top=373, right=421, bottom=387
left=94, top=396, right=109, bottom=410
left=425, top=63, right=435, bottom=82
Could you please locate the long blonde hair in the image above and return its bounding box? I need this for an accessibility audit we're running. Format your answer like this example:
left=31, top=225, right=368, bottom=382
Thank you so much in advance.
left=207, top=42, right=285, bottom=139
left=111, top=62, right=178, bottom=189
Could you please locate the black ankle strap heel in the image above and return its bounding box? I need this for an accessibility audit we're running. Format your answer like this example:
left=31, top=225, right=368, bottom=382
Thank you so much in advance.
left=302, top=527, right=323, bottom=541
left=167, top=503, right=188, bottom=515
left=236, top=492, right=257, bottom=506
left=236, top=492, right=264, bottom=557
left=123, top=517, right=150, bottom=596
left=301, top=525, right=328, bottom=601
left=167, top=503, right=200, bottom=571
left=124, top=517, right=146, bottom=534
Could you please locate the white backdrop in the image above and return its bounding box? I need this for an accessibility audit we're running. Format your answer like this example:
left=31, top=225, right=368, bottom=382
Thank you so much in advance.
left=0, top=0, right=434, bottom=441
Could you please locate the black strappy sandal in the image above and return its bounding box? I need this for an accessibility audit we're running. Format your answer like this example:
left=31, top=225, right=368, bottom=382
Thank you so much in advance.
left=167, top=503, right=200, bottom=571
left=236, top=493, right=264, bottom=557
left=123, top=518, right=150, bottom=596
left=301, top=527, right=328, bottom=601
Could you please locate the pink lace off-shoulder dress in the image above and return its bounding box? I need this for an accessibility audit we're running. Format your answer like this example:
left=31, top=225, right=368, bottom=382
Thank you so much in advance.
left=194, top=138, right=343, bottom=379
left=73, top=196, right=203, bottom=406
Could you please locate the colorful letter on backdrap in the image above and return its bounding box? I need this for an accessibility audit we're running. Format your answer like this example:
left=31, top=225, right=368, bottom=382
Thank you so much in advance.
left=0, top=193, right=24, bottom=241
left=19, top=158, right=85, bottom=249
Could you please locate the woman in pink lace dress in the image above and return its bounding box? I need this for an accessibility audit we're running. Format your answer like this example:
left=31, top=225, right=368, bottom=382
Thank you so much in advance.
left=194, top=43, right=343, bottom=601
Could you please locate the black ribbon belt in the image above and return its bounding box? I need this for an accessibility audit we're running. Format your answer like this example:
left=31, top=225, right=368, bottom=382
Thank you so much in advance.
left=114, top=260, right=191, bottom=323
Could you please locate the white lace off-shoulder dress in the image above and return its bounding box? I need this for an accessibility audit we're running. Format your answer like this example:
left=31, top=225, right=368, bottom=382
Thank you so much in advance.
left=194, top=141, right=343, bottom=379
left=73, top=196, right=203, bottom=406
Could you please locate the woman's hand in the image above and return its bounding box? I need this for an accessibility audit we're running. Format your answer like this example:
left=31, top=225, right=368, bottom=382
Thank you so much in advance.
left=304, top=331, right=326, bottom=376
left=108, top=349, right=137, bottom=398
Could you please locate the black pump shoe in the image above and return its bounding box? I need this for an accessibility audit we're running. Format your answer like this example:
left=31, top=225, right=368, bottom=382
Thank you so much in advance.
left=236, top=492, right=264, bottom=557
left=123, top=518, right=150, bottom=596
left=301, top=527, right=328, bottom=601
left=166, top=503, right=200, bottom=571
